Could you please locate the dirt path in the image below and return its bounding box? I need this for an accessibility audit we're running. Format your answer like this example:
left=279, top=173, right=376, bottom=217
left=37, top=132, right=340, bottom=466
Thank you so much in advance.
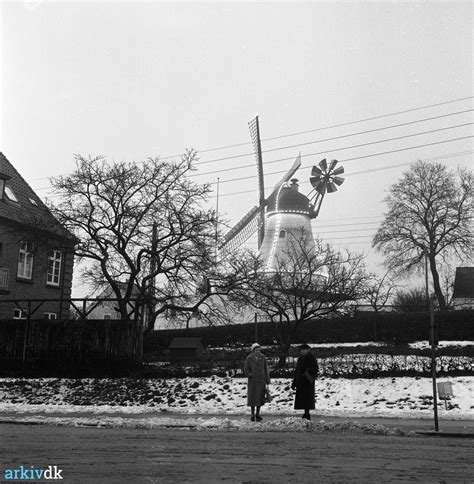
left=1, top=424, right=473, bottom=483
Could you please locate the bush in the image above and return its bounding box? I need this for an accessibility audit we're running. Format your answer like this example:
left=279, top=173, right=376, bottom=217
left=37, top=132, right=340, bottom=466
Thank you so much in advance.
left=144, top=309, right=474, bottom=351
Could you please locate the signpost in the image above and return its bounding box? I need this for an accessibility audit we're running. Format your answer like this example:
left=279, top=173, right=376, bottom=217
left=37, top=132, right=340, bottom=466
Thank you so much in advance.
left=254, top=313, right=258, bottom=343
left=430, top=296, right=439, bottom=432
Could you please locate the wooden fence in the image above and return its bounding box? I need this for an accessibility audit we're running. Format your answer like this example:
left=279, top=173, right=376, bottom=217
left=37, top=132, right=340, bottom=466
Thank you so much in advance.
left=0, top=318, right=142, bottom=375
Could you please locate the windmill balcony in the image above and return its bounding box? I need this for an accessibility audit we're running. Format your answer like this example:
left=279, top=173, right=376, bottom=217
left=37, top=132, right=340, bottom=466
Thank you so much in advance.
left=0, top=267, right=10, bottom=293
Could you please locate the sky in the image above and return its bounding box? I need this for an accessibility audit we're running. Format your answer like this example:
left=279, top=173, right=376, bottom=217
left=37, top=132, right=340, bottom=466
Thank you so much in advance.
left=1, top=1, right=473, bottom=297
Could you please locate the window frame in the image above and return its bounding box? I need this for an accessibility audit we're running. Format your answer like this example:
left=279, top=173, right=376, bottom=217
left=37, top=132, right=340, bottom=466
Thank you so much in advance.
left=17, top=241, right=34, bottom=280
left=13, top=308, right=27, bottom=319
left=4, top=185, right=18, bottom=202
left=47, top=249, right=63, bottom=286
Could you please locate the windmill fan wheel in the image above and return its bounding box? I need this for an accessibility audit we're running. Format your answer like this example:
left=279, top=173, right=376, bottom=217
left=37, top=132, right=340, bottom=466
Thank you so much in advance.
left=310, top=158, right=345, bottom=194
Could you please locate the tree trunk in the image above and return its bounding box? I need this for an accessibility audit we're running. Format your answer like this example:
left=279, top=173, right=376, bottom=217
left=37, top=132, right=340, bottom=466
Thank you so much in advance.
left=277, top=343, right=291, bottom=368
left=118, top=300, right=129, bottom=320
left=429, top=256, right=446, bottom=310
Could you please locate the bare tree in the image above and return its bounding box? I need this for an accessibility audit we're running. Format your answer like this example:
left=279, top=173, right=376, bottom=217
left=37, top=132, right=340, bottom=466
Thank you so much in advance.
left=361, top=270, right=397, bottom=313
left=49, top=150, right=241, bottom=333
left=373, top=161, right=473, bottom=310
left=393, top=288, right=428, bottom=313
left=229, top=235, right=370, bottom=367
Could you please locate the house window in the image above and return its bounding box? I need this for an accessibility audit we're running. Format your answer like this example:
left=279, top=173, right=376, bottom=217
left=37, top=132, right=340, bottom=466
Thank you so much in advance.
left=17, top=242, right=33, bottom=279
left=13, top=308, right=27, bottom=319
left=103, top=314, right=112, bottom=320
left=44, top=312, right=57, bottom=320
left=47, top=249, right=62, bottom=286
left=279, top=230, right=286, bottom=238
left=5, top=186, right=18, bottom=202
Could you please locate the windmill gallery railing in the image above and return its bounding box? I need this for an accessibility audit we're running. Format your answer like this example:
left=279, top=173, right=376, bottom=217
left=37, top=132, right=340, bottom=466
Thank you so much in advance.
left=0, top=297, right=147, bottom=321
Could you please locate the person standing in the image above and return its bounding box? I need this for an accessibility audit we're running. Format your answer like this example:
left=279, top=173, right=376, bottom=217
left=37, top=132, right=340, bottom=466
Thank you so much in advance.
left=291, top=343, right=319, bottom=420
left=244, top=343, right=270, bottom=422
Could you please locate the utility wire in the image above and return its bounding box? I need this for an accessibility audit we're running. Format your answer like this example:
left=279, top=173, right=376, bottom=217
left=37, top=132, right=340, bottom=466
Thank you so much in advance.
left=190, top=110, right=474, bottom=166
left=132, top=95, right=474, bottom=160
left=262, top=96, right=474, bottom=142
left=214, top=135, right=474, bottom=185
left=26, top=97, right=473, bottom=183
left=189, top=121, right=473, bottom=177
left=35, top=147, right=473, bottom=197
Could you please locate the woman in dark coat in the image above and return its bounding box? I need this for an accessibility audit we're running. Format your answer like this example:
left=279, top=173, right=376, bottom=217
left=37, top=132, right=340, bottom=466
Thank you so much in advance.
left=291, top=343, right=319, bottom=420
left=244, top=343, right=270, bottom=422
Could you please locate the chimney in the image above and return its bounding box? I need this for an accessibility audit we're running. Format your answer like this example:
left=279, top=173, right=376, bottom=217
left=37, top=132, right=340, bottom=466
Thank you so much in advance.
left=290, top=178, right=299, bottom=191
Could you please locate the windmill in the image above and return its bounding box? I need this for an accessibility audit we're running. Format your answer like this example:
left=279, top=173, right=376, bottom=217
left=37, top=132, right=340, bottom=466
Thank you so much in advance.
left=220, top=117, right=345, bottom=262
left=219, top=116, right=301, bottom=254
left=259, top=159, right=345, bottom=271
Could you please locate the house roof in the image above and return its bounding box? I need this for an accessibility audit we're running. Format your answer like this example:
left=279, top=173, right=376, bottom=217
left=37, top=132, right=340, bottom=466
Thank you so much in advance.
left=168, top=337, right=203, bottom=349
left=96, top=282, right=142, bottom=298
left=0, top=152, right=76, bottom=243
left=453, top=267, right=474, bottom=299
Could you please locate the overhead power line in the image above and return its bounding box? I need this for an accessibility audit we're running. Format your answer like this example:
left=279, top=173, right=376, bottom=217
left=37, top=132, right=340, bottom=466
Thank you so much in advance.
left=191, top=110, right=474, bottom=166
left=214, top=135, right=474, bottom=185
left=32, top=146, right=473, bottom=197
left=142, top=95, right=474, bottom=160
left=189, top=121, right=473, bottom=177
left=26, top=96, right=473, bottom=184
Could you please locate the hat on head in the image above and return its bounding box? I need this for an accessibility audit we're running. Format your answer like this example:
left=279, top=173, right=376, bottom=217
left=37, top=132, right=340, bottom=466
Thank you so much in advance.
left=299, top=343, right=311, bottom=350
left=251, top=343, right=261, bottom=351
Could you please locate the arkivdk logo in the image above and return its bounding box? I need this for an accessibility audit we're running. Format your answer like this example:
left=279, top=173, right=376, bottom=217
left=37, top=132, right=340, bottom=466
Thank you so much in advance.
left=3, top=465, right=63, bottom=480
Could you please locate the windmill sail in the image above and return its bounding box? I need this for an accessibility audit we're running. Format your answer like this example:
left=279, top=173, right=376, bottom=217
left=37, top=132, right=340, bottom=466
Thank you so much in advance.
left=219, top=118, right=303, bottom=256
left=272, top=153, right=301, bottom=191
left=219, top=205, right=260, bottom=255
left=248, top=116, right=266, bottom=248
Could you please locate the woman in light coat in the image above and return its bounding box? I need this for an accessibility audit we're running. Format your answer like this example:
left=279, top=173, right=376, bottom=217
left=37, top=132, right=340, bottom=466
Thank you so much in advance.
left=244, top=343, right=270, bottom=422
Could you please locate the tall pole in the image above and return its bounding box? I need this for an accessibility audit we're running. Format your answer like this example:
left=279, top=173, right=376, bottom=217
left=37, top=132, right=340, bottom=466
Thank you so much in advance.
left=424, top=252, right=430, bottom=311
left=430, top=296, right=439, bottom=432
left=254, top=313, right=258, bottom=343
left=147, top=222, right=158, bottom=328
left=215, top=177, right=220, bottom=253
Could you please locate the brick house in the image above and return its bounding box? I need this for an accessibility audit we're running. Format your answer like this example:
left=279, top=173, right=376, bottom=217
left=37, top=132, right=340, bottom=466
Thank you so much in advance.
left=0, top=152, right=77, bottom=319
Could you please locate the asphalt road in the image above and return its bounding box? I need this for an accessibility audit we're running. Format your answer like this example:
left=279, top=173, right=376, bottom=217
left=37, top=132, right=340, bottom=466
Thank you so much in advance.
left=1, top=423, right=473, bottom=483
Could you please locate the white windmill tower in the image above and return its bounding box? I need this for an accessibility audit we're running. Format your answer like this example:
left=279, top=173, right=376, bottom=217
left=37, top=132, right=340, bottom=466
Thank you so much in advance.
left=220, top=117, right=345, bottom=271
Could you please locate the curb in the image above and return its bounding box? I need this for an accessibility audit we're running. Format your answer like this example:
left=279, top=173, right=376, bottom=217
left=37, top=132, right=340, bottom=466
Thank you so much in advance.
left=415, top=430, right=474, bottom=438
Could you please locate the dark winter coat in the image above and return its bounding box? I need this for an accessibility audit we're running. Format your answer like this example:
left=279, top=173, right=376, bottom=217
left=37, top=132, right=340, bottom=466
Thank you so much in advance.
left=292, top=352, right=319, bottom=410
left=244, top=353, right=270, bottom=407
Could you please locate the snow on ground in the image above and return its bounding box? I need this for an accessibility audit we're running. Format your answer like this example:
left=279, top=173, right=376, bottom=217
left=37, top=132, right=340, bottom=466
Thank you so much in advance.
left=0, top=376, right=472, bottom=420
left=0, top=414, right=417, bottom=436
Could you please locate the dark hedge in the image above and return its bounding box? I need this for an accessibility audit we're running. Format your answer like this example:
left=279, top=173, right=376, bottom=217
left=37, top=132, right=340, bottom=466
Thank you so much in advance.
left=144, top=309, right=474, bottom=352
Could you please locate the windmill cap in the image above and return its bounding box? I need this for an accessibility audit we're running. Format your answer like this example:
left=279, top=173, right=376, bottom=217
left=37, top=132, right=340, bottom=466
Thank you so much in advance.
left=267, top=185, right=313, bottom=215
left=290, top=178, right=299, bottom=190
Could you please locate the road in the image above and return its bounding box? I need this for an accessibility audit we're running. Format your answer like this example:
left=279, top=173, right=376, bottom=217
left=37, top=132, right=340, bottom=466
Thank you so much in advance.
left=1, top=423, right=473, bottom=483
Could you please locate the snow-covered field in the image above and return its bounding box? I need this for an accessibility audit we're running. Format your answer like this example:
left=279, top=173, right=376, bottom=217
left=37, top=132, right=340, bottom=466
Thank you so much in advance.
left=1, top=376, right=472, bottom=420
left=1, top=342, right=472, bottom=434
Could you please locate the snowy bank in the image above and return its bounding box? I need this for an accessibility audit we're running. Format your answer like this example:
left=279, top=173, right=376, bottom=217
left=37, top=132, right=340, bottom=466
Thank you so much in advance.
left=0, top=376, right=473, bottom=420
